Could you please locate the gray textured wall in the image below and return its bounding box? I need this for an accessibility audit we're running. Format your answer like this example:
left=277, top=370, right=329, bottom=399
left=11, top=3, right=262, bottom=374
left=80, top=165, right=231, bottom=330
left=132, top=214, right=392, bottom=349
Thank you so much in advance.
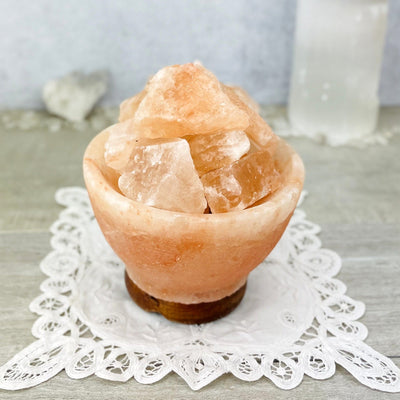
left=0, top=0, right=399, bottom=108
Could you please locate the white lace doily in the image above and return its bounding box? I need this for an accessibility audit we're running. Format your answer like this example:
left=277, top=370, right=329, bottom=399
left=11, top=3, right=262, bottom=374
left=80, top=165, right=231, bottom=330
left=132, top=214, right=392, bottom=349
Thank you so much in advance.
left=0, top=187, right=399, bottom=392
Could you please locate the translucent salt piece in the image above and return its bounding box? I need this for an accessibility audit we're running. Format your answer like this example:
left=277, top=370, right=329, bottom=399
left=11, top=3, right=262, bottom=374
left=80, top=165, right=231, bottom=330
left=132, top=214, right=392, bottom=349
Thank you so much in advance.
left=224, top=85, right=260, bottom=113
left=118, top=138, right=207, bottom=213
left=104, top=120, right=138, bottom=172
left=132, top=63, right=249, bottom=138
left=185, top=131, right=250, bottom=176
left=223, top=85, right=277, bottom=150
left=119, top=90, right=146, bottom=122
left=201, top=150, right=281, bottom=213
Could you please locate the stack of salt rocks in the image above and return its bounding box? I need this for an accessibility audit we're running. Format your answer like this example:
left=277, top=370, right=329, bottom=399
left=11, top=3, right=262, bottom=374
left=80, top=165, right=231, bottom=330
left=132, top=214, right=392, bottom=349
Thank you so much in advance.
left=104, top=63, right=281, bottom=214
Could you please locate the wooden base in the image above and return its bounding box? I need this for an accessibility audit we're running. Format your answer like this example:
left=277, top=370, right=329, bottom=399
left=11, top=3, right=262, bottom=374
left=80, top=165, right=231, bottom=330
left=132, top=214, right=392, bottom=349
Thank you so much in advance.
left=125, top=271, right=247, bottom=324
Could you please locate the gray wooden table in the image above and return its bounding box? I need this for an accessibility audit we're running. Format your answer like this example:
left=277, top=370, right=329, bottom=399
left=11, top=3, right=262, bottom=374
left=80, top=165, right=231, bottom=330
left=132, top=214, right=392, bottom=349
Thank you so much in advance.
left=0, top=107, right=399, bottom=399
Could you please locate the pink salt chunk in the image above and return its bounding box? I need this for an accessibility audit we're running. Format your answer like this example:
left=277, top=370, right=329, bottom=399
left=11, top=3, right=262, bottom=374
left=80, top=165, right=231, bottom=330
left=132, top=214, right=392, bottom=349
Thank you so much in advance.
left=185, top=131, right=250, bottom=176
left=223, top=85, right=278, bottom=151
left=225, top=85, right=260, bottom=113
left=119, top=90, right=147, bottom=122
left=201, top=150, right=281, bottom=213
left=118, top=138, right=207, bottom=213
left=132, top=63, right=249, bottom=138
left=104, top=120, right=139, bottom=172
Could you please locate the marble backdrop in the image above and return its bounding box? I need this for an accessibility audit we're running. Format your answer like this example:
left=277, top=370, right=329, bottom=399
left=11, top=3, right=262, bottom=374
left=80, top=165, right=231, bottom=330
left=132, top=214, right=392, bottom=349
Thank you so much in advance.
left=0, top=0, right=399, bottom=108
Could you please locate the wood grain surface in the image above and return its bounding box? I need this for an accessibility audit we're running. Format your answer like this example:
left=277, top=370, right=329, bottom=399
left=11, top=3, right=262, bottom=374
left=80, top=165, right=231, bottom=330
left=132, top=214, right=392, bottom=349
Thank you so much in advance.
left=0, top=107, right=399, bottom=399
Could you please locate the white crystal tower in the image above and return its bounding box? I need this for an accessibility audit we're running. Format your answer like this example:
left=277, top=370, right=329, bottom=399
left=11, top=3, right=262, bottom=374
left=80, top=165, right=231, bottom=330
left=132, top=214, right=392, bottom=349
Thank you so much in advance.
left=288, top=0, right=388, bottom=145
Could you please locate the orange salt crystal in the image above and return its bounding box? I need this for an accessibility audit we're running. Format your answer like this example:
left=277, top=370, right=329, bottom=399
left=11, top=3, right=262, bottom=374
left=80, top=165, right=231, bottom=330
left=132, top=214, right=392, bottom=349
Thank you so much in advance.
left=225, top=85, right=260, bottom=113
left=223, top=85, right=278, bottom=150
left=104, top=120, right=139, bottom=172
left=201, top=150, right=281, bottom=213
left=118, top=138, right=207, bottom=213
left=184, top=130, right=250, bottom=176
left=119, top=90, right=147, bottom=122
left=132, top=63, right=249, bottom=138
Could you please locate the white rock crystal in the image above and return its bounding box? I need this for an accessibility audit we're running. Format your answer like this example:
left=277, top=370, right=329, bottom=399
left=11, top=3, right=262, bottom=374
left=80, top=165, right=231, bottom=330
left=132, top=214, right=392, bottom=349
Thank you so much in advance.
left=42, top=70, right=108, bottom=121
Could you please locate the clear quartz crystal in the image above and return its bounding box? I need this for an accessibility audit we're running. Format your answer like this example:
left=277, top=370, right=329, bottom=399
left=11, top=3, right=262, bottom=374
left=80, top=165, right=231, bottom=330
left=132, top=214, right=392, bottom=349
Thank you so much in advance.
left=288, top=0, right=388, bottom=144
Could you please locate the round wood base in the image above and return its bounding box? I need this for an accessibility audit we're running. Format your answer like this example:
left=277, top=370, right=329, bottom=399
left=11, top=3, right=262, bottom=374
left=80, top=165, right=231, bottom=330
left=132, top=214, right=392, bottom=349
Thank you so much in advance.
left=125, top=271, right=247, bottom=324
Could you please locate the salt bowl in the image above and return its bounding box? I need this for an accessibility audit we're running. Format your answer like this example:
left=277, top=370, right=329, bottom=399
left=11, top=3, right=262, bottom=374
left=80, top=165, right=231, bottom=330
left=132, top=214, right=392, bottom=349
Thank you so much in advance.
left=83, top=131, right=304, bottom=323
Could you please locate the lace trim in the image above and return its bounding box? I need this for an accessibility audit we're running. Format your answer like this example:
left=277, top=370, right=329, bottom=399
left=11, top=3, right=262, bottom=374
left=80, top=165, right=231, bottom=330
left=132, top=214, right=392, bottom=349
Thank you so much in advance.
left=0, top=187, right=399, bottom=391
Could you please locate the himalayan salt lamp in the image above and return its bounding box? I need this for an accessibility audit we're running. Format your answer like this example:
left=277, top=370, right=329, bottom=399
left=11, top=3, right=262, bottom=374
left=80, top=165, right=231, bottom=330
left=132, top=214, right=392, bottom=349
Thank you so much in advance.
left=83, top=63, right=304, bottom=323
